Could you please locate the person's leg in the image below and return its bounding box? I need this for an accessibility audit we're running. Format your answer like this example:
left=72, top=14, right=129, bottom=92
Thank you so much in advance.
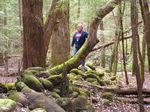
left=73, top=47, right=78, bottom=56
left=81, top=60, right=85, bottom=67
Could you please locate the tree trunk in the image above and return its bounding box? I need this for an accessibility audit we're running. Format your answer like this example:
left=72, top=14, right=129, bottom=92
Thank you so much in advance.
left=22, top=0, right=44, bottom=69
left=50, top=0, right=70, bottom=67
left=99, top=20, right=105, bottom=68
left=131, top=0, right=144, bottom=111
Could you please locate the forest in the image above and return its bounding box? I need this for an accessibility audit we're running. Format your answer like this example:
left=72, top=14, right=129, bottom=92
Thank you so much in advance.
left=0, top=0, right=150, bottom=112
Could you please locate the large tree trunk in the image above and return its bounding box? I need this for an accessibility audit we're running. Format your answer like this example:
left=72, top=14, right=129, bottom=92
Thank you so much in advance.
left=131, top=0, right=144, bottom=111
left=22, top=0, right=61, bottom=69
left=50, top=0, right=70, bottom=67
left=48, top=0, right=123, bottom=75
left=22, top=0, right=44, bottom=69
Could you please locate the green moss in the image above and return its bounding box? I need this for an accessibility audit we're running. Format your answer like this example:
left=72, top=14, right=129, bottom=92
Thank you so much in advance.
left=96, top=69, right=105, bottom=77
left=21, top=75, right=44, bottom=92
left=110, top=76, right=116, bottom=81
left=50, top=92, right=61, bottom=98
left=6, top=83, right=15, bottom=91
left=86, top=78, right=97, bottom=83
left=71, top=86, right=79, bottom=93
left=70, top=68, right=83, bottom=75
left=48, top=75, right=62, bottom=86
left=39, top=78, right=53, bottom=90
left=8, top=90, right=19, bottom=102
left=15, top=82, right=28, bottom=91
left=56, top=98, right=73, bottom=111
left=68, top=73, right=83, bottom=82
left=103, top=99, right=111, bottom=106
left=98, top=79, right=105, bottom=86
left=101, top=92, right=113, bottom=101
left=86, top=63, right=95, bottom=70
left=84, top=66, right=92, bottom=71
left=21, top=70, right=34, bottom=75
left=53, top=88, right=61, bottom=94
left=0, top=99, right=17, bottom=112
left=72, top=91, right=79, bottom=98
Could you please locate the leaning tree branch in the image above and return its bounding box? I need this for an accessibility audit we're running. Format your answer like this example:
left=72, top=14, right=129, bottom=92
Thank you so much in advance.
left=43, top=0, right=62, bottom=55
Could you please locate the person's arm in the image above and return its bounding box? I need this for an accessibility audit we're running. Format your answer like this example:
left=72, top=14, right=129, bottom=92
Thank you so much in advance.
left=85, top=32, right=88, bottom=38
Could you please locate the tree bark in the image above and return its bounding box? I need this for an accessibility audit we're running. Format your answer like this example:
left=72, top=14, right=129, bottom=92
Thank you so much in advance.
left=22, top=0, right=44, bottom=69
left=50, top=0, right=70, bottom=67
left=131, top=0, right=144, bottom=111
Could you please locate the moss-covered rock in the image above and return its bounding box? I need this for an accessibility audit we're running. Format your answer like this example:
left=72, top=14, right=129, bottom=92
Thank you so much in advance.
left=39, top=78, right=53, bottom=90
left=0, top=99, right=17, bottom=112
left=15, top=82, right=28, bottom=91
left=72, top=95, right=88, bottom=111
left=21, top=74, right=44, bottom=92
left=31, top=108, right=47, bottom=112
left=84, top=65, right=92, bottom=71
left=110, top=76, right=117, bottom=81
left=5, top=83, right=16, bottom=91
left=27, top=92, right=65, bottom=112
left=68, top=73, right=83, bottom=82
left=86, top=63, right=96, bottom=70
left=53, top=88, right=61, bottom=94
left=8, top=90, right=28, bottom=106
left=72, top=91, right=79, bottom=98
left=57, top=98, right=73, bottom=111
left=101, top=92, right=113, bottom=101
left=103, top=99, right=111, bottom=106
left=48, top=75, right=62, bottom=86
left=96, top=68, right=105, bottom=77
left=86, top=78, right=97, bottom=83
left=50, top=92, right=61, bottom=98
left=86, top=70, right=104, bottom=78
left=70, top=68, right=83, bottom=75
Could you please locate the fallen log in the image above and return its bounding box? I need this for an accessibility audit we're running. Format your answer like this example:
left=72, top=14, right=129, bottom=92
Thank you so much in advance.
left=74, top=81, right=150, bottom=95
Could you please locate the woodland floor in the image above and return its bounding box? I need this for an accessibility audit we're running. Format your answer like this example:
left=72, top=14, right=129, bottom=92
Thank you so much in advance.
left=0, top=57, right=150, bottom=112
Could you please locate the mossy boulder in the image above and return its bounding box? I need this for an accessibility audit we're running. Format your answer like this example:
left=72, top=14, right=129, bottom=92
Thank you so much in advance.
left=31, top=108, right=47, bottom=112
left=86, top=63, right=96, bottom=70
left=21, top=74, right=44, bottom=92
left=101, top=92, right=113, bottom=101
left=86, top=70, right=104, bottom=78
left=57, top=98, right=73, bottom=111
left=39, top=78, right=53, bottom=90
left=15, top=82, right=28, bottom=91
left=53, top=88, right=61, bottom=94
left=48, top=75, right=62, bottom=86
left=70, top=68, right=83, bottom=75
left=50, top=92, right=61, bottom=98
left=103, top=99, right=111, bottom=106
left=72, top=91, right=79, bottom=98
left=0, top=99, right=17, bottom=112
left=7, top=90, right=28, bottom=106
left=110, top=76, right=117, bottom=81
left=5, top=83, right=16, bottom=91
left=86, top=78, right=97, bottom=83
left=26, top=92, right=65, bottom=112
left=68, top=73, right=83, bottom=82
left=72, top=95, right=88, bottom=111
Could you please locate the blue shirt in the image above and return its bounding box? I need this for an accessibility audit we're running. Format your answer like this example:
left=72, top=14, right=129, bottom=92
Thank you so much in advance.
left=71, top=31, right=88, bottom=48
